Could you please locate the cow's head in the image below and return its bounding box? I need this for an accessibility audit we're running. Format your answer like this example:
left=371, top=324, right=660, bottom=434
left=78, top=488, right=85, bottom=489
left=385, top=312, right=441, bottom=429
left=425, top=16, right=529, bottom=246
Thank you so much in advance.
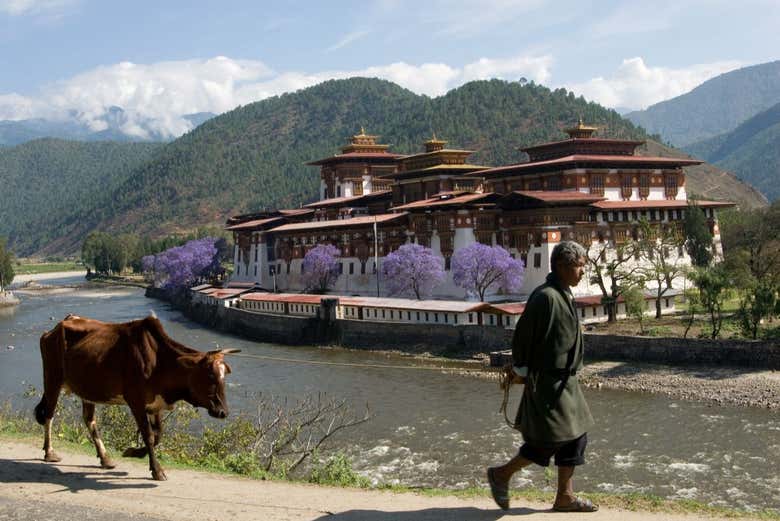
left=186, top=348, right=240, bottom=419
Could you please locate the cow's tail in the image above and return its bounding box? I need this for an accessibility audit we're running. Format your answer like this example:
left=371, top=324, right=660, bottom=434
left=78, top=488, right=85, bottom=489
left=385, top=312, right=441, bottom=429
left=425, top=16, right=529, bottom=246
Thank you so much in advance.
left=35, top=321, right=66, bottom=425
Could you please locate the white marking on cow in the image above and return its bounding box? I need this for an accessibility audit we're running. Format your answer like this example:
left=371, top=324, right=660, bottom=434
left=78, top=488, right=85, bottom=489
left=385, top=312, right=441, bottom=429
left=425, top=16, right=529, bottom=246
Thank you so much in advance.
left=217, top=362, right=226, bottom=381
left=149, top=310, right=157, bottom=319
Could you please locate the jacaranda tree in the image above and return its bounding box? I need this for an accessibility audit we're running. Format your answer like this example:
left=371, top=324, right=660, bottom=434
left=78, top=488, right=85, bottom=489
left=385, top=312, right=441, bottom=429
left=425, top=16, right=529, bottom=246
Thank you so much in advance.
left=302, top=244, right=341, bottom=293
left=383, top=243, right=445, bottom=299
left=452, top=243, right=524, bottom=301
left=144, top=237, right=223, bottom=294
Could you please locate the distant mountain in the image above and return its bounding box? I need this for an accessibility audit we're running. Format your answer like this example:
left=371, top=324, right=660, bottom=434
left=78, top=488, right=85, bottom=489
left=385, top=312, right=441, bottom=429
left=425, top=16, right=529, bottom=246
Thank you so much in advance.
left=626, top=61, right=780, bottom=146
left=0, top=78, right=766, bottom=256
left=685, top=102, right=780, bottom=201
left=0, top=108, right=217, bottom=146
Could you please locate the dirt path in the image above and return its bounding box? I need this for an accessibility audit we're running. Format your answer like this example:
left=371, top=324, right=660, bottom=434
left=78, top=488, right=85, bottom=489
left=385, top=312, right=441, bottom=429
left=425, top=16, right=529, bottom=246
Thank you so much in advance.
left=0, top=440, right=767, bottom=521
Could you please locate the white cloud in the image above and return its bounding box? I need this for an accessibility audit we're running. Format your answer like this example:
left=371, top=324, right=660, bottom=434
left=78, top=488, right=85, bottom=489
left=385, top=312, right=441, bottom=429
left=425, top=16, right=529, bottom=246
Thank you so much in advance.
left=564, top=57, right=744, bottom=111
left=326, top=30, right=370, bottom=52
left=0, top=0, right=78, bottom=16
left=0, top=53, right=552, bottom=138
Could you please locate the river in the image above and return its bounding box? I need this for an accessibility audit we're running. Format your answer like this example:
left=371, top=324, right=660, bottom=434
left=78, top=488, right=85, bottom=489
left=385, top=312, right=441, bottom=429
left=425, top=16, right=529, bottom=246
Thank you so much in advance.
left=0, top=278, right=778, bottom=512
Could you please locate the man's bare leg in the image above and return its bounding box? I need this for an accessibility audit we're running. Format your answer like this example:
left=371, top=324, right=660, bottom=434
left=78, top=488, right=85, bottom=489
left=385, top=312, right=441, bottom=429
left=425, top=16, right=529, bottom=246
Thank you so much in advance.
left=490, top=453, right=533, bottom=486
left=554, top=465, right=576, bottom=508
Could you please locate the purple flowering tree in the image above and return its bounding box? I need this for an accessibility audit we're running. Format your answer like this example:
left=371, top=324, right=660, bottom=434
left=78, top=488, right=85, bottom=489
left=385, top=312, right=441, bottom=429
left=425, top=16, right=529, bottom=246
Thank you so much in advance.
left=452, top=243, right=524, bottom=301
left=146, top=238, right=222, bottom=294
left=383, top=243, right=445, bottom=299
left=302, top=244, right=341, bottom=293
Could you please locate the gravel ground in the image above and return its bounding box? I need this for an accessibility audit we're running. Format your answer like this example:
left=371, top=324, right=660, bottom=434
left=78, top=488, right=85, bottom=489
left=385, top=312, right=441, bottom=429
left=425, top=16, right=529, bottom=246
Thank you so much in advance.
left=578, top=360, right=780, bottom=409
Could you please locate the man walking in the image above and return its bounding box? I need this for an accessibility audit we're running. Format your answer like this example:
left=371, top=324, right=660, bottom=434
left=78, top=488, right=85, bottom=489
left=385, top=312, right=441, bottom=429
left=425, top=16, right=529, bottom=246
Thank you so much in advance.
left=487, top=240, right=598, bottom=512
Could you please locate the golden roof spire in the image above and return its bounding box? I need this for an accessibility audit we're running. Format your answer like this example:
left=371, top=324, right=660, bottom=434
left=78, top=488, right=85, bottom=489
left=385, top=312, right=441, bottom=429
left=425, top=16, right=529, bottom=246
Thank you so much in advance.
left=565, top=118, right=598, bottom=139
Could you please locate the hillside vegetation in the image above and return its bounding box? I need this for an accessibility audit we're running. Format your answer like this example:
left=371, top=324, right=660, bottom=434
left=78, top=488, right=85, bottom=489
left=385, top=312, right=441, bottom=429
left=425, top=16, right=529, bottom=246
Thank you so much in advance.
left=685, top=102, right=780, bottom=201
left=0, top=78, right=766, bottom=256
left=626, top=61, right=780, bottom=146
left=0, top=139, right=163, bottom=253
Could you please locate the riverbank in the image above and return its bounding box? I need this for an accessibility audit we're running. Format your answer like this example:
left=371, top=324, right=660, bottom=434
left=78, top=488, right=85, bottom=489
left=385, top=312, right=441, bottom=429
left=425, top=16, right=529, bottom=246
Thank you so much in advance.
left=0, top=439, right=775, bottom=521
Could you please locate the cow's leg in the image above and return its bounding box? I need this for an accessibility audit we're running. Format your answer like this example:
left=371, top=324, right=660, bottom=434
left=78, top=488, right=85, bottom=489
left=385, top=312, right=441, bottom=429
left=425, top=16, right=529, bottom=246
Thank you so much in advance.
left=81, top=401, right=115, bottom=469
left=37, top=323, right=67, bottom=463
left=42, top=416, right=61, bottom=463
left=122, top=412, right=162, bottom=458
left=129, top=406, right=166, bottom=481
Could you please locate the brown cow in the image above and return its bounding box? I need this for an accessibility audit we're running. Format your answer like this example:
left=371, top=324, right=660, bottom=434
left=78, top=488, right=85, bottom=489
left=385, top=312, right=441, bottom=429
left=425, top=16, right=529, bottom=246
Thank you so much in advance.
left=34, top=313, right=239, bottom=480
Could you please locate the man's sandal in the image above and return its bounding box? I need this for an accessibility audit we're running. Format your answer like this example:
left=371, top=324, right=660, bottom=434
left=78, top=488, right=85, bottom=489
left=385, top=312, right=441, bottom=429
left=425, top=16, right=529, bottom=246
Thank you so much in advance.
left=487, top=467, right=510, bottom=510
left=552, top=496, right=599, bottom=512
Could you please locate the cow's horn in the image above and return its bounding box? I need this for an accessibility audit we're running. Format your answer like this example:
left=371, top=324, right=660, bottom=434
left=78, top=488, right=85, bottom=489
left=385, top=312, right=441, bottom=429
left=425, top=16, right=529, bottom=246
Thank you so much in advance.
left=207, top=348, right=241, bottom=355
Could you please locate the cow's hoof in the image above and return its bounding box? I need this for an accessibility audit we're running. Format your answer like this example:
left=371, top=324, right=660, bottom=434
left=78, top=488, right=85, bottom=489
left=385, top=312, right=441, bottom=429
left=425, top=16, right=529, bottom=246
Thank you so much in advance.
left=152, top=469, right=167, bottom=481
left=100, top=458, right=116, bottom=469
left=122, top=446, right=147, bottom=458
left=43, top=451, right=62, bottom=463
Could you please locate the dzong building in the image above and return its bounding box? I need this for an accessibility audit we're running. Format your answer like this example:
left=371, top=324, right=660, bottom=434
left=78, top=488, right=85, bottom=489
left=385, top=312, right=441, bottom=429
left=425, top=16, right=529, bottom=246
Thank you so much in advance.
left=227, top=122, right=731, bottom=300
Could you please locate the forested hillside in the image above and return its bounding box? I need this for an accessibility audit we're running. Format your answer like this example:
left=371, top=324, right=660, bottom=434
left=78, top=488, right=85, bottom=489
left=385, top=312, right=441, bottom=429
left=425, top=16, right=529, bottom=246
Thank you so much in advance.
left=626, top=61, right=780, bottom=146
left=685, top=102, right=780, bottom=201
left=0, top=139, right=163, bottom=252
left=1, top=78, right=766, bottom=256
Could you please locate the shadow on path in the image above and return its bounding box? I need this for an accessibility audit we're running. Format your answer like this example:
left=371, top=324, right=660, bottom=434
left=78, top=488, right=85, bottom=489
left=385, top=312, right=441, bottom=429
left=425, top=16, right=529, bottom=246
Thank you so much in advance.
left=0, top=457, right=157, bottom=493
left=313, top=506, right=543, bottom=520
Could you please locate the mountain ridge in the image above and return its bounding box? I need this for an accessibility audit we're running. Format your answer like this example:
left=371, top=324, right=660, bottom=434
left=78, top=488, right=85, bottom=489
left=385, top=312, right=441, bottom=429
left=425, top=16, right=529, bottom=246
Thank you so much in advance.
left=0, top=77, right=766, bottom=256
left=626, top=60, right=780, bottom=147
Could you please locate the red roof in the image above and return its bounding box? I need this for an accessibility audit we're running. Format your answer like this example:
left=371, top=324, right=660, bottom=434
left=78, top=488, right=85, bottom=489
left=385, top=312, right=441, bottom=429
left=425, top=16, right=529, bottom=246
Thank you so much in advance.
left=268, top=213, right=407, bottom=233
left=391, top=192, right=495, bottom=210
left=489, top=303, right=526, bottom=315
left=307, top=152, right=405, bottom=166
left=466, top=154, right=703, bottom=178
left=591, top=199, right=734, bottom=210
left=511, top=191, right=606, bottom=204
left=242, top=292, right=325, bottom=304
left=225, top=216, right=284, bottom=231
left=303, top=190, right=391, bottom=209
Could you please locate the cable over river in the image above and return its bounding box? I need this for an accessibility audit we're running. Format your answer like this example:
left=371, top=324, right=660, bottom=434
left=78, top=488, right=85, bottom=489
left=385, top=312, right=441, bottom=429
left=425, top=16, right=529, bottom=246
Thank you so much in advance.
left=1, top=280, right=778, bottom=512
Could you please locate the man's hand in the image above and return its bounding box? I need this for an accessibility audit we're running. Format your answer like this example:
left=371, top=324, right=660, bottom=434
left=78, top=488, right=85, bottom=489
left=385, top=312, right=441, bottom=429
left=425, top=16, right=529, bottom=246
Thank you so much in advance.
left=500, top=363, right=526, bottom=389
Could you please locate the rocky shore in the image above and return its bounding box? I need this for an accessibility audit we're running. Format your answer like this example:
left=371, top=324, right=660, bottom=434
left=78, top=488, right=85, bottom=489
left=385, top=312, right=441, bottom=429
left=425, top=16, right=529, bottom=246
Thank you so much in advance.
left=579, top=360, right=780, bottom=409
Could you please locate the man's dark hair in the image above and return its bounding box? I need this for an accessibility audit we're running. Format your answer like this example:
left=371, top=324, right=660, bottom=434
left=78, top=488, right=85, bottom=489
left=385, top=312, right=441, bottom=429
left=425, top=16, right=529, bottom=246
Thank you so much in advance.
left=551, top=241, right=586, bottom=272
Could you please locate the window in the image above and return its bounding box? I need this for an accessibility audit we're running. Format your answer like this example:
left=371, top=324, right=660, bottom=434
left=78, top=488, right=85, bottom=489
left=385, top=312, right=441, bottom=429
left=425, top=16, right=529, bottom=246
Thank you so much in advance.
left=444, top=314, right=448, bottom=323
left=407, top=312, right=411, bottom=320
left=468, top=313, right=473, bottom=323
left=592, top=307, right=597, bottom=317
left=639, top=174, right=650, bottom=198
left=445, top=256, right=451, bottom=270
left=361, top=261, right=366, bottom=275
left=349, top=262, right=354, bottom=275
left=254, top=248, right=258, bottom=262
left=581, top=308, right=586, bottom=318
left=434, top=313, right=439, bottom=323
left=589, top=174, right=605, bottom=196
left=382, top=309, right=385, bottom=318
left=533, top=253, right=542, bottom=268
left=416, top=312, right=420, bottom=320
left=254, top=266, right=257, bottom=276
left=425, top=312, right=429, bottom=321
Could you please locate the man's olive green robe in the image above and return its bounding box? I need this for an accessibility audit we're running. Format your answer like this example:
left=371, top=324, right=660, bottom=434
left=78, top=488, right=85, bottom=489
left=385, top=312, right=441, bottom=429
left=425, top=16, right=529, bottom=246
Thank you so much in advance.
left=513, top=272, right=594, bottom=444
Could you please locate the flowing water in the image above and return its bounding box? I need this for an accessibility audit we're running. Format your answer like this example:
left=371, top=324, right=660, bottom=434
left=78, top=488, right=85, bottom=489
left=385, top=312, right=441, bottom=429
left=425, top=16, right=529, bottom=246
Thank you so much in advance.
left=0, top=279, right=777, bottom=512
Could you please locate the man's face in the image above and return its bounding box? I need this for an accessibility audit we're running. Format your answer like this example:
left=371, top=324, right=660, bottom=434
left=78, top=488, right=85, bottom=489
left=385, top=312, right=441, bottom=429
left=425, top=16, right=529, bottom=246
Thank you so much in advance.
left=557, top=256, right=586, bottom=288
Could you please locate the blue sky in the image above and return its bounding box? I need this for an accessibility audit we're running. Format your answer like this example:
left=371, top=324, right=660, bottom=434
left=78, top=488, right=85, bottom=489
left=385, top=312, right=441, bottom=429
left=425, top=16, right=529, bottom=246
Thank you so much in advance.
left=1, top=0, right=778, bottom=138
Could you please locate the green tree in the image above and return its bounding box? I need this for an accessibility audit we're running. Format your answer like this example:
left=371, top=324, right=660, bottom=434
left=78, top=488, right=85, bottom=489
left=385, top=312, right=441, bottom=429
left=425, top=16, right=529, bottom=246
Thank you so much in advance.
left=736, top=280, right=777, bottom=340
left=683, top=201, right=713, bottom=267
left=586, top=240, right=641, bottom=322
left=623, top=285, right=647, bottom=334
left=0, top=237, right=15, bottom=290
left=636, top=220, right=686, bottom=319
left=690, top=264, right=731, bottom=339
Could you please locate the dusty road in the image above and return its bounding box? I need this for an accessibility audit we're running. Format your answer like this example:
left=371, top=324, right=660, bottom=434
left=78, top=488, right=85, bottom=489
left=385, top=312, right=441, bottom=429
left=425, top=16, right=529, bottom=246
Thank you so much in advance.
left=0, top=440, right=768, bottom=521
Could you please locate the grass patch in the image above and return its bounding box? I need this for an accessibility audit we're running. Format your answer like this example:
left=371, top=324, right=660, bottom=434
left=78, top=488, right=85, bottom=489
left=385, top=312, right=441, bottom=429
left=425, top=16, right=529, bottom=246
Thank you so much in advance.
left=13, top=261, right=84, bottom=275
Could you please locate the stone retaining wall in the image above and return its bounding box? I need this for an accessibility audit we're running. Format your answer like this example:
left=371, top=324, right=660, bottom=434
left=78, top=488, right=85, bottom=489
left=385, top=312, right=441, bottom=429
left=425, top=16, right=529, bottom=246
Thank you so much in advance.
left=146, top=287, right=779, bottom=369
